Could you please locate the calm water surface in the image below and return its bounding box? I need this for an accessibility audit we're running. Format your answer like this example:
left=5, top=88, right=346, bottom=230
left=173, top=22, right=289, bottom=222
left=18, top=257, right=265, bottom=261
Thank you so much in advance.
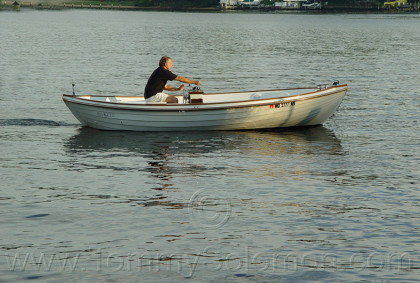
left=0, top=10, right=419, bottom=282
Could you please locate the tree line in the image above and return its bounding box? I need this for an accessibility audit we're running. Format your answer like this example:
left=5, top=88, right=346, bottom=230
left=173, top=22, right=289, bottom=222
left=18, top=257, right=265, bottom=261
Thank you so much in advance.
left=131, top=0, right=219, bottom=8
left=104, top=0, right=418, bottom=8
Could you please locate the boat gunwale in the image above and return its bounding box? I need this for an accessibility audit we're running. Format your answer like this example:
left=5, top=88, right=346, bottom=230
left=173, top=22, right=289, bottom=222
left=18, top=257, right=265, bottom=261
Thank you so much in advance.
left=62, top=85, right=348, bottom=112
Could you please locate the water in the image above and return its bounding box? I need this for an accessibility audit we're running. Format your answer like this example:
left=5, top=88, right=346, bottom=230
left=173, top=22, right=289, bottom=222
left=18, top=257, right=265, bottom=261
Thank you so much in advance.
left=1, top=9, right=419, bottom=282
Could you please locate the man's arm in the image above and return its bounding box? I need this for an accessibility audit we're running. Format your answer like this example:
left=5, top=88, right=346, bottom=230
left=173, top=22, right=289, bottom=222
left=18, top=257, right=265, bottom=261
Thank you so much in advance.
left=164, top=84, right=183, bottom=91
left=174, top=76, right=201, bottom=86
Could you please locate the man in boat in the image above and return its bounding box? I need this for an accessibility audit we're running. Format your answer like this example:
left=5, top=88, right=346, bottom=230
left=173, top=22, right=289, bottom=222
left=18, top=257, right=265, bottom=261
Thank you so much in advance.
left=144, top=56, right=201, bottom=103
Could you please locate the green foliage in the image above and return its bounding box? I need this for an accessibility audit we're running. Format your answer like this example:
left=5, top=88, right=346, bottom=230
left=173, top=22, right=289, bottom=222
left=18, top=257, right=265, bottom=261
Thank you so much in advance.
left=260, top=0, right=275, bottom=6
left=132, top=0, right=219, bottom=7
left=326, top=0, right=415, bottom=4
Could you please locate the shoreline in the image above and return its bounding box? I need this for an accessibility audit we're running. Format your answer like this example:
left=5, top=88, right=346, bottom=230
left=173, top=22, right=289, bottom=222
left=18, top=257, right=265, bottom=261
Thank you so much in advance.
left=1, top=1, right=220, bottom=11
left=1, top=1, right=419, bottom=12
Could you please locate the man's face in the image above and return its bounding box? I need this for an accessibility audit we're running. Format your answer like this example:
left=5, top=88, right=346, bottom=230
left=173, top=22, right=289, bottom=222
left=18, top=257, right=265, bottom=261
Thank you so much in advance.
left=164, top=59, right=172, bottom=70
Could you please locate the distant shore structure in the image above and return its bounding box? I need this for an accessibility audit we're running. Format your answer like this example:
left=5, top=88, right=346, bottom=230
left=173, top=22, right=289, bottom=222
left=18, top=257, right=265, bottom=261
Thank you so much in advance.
left=219, top=0, right=419, bottom=10
left=1, top=0, right=419, bottom=11
left=220, top=0, right=323, bottom=10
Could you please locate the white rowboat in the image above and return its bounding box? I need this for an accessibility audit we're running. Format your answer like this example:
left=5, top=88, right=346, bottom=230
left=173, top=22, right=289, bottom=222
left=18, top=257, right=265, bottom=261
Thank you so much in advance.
left=62, top=84, right=348, bottom=131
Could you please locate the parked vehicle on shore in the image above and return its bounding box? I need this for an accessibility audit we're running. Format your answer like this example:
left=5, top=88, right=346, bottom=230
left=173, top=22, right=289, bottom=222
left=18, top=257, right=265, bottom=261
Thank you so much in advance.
left=384, top=0, right=408, bottom=8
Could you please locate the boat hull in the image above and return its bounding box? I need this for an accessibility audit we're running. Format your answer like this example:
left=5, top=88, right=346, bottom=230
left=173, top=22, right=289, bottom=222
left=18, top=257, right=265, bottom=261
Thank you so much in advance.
left=63, top=85, right=347, bottom=131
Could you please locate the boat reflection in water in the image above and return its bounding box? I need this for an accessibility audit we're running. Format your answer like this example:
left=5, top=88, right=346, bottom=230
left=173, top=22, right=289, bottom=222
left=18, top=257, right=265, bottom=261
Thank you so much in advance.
left=64, top=126, right=343, bottom=192
left=65, top=126, right=342, bottom=155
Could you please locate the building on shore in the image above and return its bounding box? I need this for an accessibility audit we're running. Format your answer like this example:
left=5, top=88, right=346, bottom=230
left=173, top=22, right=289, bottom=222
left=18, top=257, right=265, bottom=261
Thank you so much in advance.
left=274, top=0, right=308, bottom=9
left=219, top=0, right=238, bottom=9
left=220, top=0, right=326, bottom=10
left=220, top=0, right=261, bottom=9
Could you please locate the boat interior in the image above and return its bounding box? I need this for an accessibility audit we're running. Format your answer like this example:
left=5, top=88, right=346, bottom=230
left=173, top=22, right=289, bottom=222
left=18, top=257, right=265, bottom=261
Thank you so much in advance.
left=73, top=88, right=320, bottom=105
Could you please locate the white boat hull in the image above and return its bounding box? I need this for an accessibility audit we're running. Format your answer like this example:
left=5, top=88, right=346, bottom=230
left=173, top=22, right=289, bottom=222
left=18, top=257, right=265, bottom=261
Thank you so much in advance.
left=63, top=85, right=347, bottom=131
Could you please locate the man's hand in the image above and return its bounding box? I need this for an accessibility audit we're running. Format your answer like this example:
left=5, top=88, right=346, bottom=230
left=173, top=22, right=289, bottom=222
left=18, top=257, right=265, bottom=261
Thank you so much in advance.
left=178, top=84, right=185, bottom=91
left=195, top=81, right=202, bottom=86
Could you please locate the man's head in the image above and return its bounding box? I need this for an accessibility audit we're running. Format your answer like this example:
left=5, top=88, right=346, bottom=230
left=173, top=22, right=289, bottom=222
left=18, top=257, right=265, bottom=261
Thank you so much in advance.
left=159, top=56, right=172, bottom=70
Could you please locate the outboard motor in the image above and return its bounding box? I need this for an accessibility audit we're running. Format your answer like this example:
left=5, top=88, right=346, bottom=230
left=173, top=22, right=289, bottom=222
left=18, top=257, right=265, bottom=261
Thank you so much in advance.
left=183, top=85, right=204, bottom=104
left=183, top=88, right=190, bottom=104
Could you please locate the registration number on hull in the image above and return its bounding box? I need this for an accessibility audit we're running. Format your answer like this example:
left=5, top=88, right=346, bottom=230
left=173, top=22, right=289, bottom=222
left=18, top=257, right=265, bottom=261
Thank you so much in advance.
left=269, top=101, right=296, bottom=109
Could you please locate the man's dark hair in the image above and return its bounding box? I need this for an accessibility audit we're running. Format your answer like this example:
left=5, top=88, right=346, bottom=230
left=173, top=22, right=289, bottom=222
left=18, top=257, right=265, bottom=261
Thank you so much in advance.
left=159, top=56, right=171, bottom=67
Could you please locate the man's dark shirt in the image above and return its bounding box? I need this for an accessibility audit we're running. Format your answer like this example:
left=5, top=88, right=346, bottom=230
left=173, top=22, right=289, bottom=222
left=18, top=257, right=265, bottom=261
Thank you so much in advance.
left=144, top=67, right=177, bottom=99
